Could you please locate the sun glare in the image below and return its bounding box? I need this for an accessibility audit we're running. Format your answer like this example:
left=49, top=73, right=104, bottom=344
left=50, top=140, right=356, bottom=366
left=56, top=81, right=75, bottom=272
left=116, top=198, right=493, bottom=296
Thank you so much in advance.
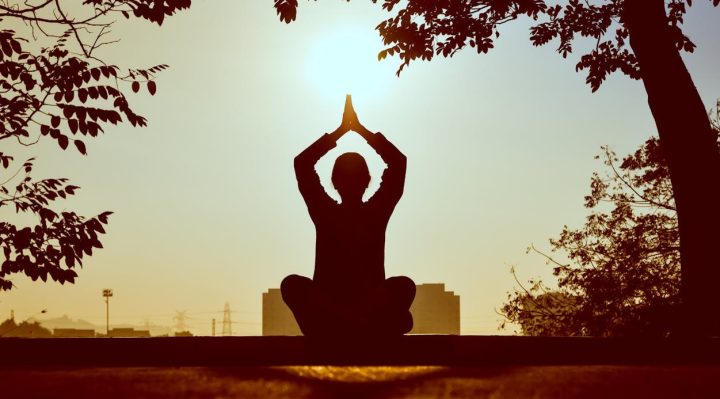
left=306, top=27, right=396, bottom=100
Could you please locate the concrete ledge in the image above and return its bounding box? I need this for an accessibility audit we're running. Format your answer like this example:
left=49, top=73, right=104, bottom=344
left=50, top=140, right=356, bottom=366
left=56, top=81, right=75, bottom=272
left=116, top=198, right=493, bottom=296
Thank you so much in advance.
left=2, top=335, right=720, bottom=367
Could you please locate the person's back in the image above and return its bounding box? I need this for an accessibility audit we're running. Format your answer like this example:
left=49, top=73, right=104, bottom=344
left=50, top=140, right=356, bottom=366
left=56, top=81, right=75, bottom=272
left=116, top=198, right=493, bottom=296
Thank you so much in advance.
left=313, top=201, right=389, bottom=299
left=281, top=96, right=415, bottom=336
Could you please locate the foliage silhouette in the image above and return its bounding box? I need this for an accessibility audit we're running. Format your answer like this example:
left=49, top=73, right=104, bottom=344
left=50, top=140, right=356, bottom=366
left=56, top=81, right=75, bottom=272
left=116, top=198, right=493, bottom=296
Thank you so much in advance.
left=0, top=1, right=191, bottom=290
left=281, top=96, right=415, bottom=336
left=502, top=114, right=720, bottom=336
left=0, top=316, right=52, bottom=337
left=275, top=0, right=720, bottom=335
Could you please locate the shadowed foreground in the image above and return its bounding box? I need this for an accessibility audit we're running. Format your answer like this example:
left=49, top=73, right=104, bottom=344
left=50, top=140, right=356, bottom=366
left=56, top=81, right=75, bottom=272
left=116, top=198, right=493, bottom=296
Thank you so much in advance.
left=3, top=336, right=720, bottom=398
left=3, top=335, right=720, bottom=366
left=2, top=365, right=720, bottom=398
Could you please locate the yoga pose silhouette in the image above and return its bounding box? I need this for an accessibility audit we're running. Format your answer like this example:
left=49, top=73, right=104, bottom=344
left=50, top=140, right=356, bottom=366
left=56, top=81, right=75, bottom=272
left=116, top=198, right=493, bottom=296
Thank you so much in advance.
left=282, top=96, right=415, bottom=336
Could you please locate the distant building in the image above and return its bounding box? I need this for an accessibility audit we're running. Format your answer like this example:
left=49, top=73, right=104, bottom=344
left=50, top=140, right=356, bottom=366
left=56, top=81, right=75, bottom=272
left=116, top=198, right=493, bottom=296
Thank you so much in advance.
left=53, top=328, right=96, bottom=338
left=410, top=283, right=460, bottom=334
left=262, top=283, right=460, bottom=335
left=108, top=328, right=151, bottom=338
left=262, top=288, right=302, bottom=336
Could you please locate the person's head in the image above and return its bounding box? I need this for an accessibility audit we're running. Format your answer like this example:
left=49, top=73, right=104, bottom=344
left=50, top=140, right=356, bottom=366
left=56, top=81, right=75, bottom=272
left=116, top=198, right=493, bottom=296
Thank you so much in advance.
left=332, top=152, right=370, bottom=203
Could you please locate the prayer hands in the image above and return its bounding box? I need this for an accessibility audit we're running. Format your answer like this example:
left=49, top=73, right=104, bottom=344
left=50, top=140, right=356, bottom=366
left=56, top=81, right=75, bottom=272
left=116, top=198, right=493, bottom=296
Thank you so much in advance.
left=332, top=94, right=372, bottom=140
left=342, top=94, right=361, bottom=132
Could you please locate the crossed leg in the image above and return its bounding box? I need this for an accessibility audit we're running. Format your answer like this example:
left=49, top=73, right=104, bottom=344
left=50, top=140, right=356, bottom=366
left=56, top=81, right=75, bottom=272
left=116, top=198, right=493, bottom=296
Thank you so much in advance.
left=281, top=274, right=416, bottom=336
left=367, top=276, right=416, bottom=336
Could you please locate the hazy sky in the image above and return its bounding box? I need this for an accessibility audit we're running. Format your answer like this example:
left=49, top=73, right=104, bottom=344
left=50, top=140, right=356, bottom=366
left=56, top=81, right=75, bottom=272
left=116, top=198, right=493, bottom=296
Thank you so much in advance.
left=1, top=1, right=719, bottom=335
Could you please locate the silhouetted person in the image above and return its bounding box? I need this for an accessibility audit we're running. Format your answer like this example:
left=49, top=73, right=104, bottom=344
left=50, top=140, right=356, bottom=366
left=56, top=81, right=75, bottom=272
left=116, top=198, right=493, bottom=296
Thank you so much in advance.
left=282, top=96, right=415, bottom=337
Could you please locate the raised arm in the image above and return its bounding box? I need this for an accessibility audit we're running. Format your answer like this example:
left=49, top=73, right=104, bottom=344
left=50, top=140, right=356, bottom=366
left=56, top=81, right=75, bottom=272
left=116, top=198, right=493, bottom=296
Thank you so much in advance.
left=295, top=125, right=347, bottom=213
left=364, top=129, right=407, bottom=208
left=348, top=111, right=407, bottom=208
left=341, top=96, right=406, bottom=207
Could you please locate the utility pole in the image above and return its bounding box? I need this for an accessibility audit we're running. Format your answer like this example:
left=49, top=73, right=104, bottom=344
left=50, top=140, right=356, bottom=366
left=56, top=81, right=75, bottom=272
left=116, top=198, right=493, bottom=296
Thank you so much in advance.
left=102, top=289, right=113, bottom=336
left=212, top=318, right=216, bottom=337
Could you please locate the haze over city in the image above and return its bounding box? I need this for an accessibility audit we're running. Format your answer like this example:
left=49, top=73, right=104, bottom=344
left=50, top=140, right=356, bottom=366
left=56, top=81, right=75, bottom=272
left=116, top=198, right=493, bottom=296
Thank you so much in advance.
left=1, top=0, right=719, bottom=336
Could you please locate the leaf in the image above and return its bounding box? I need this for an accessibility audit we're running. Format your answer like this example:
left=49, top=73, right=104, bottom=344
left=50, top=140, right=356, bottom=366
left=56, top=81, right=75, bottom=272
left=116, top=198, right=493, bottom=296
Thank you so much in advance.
left=274, top=0, right=298, bottom=23
left=39, top=208, right=57, bottom=221
left=131, top=81, right=140, bottom=93
left=147, top=80, right=157, bottom=95
left=89, top=219, right=105, bottom=234
left=98, top=211, right=113, bottom=224
left=10, top=40, right=21, bottom=54
left=58, top=134, right=69, bottom=150
left=63, top=106, right=74, bottom=118
left=68, top=119, right=78, bottom=134
left=65, top=269, right=77, bottom=284
left=1, top=40, right=12, bottom=57
left=51, top=115, right=61, bottom=128
left=64, top=250, right=75, bottom=267
left=74, top=140, right=87, bottom=155
left=87, top=122, right=99, bottom=137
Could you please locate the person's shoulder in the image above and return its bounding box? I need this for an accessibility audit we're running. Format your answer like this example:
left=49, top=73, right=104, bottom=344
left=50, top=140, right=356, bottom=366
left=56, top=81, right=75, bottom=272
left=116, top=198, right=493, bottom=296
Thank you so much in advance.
left=364, top=193, right=389, bottom=209
left=310, top=197, right=341, bottom=215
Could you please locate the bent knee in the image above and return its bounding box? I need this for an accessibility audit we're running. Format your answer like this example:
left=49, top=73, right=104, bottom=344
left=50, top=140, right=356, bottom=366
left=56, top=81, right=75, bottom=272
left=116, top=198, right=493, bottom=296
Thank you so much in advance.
left=387, top=276, right=416, bottom=297
left=281, top=274, right=312, bottom=304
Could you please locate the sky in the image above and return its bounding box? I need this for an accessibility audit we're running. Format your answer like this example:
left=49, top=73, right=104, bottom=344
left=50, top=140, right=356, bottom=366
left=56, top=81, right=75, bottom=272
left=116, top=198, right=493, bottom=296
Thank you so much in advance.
left=1, top=1, right=719, bottom=335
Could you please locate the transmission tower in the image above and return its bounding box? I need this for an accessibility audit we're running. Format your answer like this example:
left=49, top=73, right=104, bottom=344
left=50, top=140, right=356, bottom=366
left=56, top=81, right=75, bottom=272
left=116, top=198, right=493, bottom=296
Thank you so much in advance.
left=222, top=302, right=232, bottom=336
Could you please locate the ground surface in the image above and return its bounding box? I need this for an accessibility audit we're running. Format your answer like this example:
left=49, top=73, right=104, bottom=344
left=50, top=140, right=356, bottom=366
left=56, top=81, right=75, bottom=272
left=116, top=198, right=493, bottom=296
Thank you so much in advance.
left=3, top=336, right=720, bottom=398
left=2, top=365, right=719, bottom=399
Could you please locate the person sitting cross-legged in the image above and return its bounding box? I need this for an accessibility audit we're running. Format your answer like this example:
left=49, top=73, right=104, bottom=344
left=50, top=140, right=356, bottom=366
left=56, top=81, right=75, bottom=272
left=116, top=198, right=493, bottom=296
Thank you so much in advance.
left=281, top=96, right=415, bottom=337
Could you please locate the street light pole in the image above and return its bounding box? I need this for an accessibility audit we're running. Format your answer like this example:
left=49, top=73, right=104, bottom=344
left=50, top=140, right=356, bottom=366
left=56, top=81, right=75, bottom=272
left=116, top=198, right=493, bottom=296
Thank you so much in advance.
left=102, top=289, right=113, bottom=336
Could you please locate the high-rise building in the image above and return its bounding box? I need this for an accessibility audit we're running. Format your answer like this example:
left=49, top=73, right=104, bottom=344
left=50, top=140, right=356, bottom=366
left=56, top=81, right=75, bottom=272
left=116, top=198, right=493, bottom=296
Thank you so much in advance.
left=261, top=283, right=460, bottom=335
left=262, top=288, right=302, bottom=336
left=409, top=283, right=460, bottom=334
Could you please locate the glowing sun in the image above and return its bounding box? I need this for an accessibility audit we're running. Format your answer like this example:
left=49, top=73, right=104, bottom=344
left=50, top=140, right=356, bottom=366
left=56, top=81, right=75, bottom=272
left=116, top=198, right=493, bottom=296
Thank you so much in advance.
left=306, top=27, right=396, bottom=100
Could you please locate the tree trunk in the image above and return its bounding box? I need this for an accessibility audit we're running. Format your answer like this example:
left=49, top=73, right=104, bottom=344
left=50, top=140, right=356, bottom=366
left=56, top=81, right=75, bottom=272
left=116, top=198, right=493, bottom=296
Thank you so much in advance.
left=624, top=0, right=720, bottom=336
